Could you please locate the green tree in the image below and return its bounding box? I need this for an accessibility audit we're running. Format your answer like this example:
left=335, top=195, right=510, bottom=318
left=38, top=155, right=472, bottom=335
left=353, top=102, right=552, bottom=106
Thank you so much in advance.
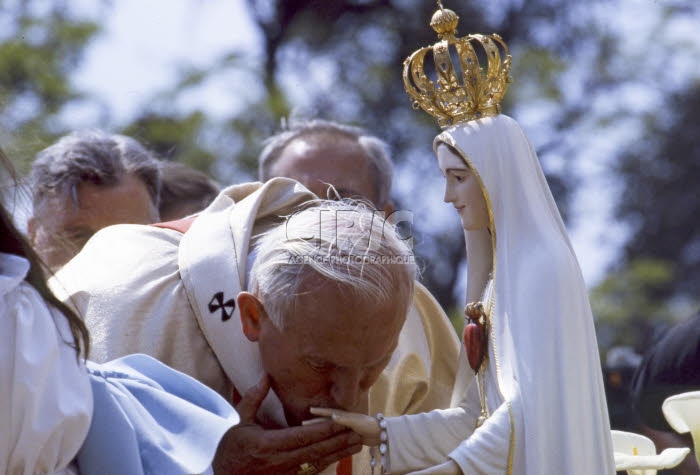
left=614, top=85, right=700, bottom=304
left=0, top=1, right=99, bottom=171
left=591, top=258, right=678, bottom=356
left=121, top=112, right=217, bottom=173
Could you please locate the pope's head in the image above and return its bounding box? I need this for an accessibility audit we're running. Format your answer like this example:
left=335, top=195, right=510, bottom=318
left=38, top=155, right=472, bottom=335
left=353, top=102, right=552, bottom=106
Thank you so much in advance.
left=238, top=200, right=415, bottom=426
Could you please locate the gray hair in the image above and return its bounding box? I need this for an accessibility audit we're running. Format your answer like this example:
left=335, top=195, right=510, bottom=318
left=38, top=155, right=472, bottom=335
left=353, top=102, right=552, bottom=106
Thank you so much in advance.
left=249, top=199, right=415, bottom=329
left=30, top=130, right=161, bottom=210
left=258, top=119, right=394, bottom=208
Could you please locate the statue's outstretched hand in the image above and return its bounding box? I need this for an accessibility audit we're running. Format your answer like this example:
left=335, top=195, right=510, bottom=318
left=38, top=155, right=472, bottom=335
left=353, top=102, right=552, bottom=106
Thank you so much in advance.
left=310, top=407, right=381, bottom=446
left=309, top=409, right=463, bottom=475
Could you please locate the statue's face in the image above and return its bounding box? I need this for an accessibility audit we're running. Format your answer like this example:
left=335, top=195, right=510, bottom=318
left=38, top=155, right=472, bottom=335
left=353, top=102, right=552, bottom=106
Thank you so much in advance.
left=436, top=144, right=489, bottom=231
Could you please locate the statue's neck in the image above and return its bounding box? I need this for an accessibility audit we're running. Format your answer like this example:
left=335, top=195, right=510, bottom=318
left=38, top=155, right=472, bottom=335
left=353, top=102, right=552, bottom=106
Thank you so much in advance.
left=465, top=228, right=493, bottom=302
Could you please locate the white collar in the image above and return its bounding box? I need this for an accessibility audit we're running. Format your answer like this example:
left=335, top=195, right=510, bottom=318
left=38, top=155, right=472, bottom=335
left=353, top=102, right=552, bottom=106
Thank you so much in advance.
left=0, top=252, right=30, bottom=297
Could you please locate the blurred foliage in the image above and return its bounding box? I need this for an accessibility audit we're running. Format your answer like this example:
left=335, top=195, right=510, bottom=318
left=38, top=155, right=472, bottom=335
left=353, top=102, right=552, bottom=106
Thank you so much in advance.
left=591, top=258, right=677, bottom=354
left=120, top=112, right=218, bottom=172
left=0, top=0, right=100, bottom=171
left=614, top=85, right=700, bottom=304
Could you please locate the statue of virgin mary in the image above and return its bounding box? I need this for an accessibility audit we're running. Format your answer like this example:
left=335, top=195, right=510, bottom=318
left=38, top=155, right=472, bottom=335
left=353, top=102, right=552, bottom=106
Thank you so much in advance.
left=312, top=4, right=615, bottom=474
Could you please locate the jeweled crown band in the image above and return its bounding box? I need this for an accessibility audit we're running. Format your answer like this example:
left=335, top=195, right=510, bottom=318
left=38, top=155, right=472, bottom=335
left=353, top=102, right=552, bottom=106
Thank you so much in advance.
left=402, top=3, right=513, bottom=128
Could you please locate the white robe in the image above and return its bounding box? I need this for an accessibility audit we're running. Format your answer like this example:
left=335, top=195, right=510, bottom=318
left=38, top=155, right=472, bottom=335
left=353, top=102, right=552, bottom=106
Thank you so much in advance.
left=383, top=115, right=615, bottom=474
left=0, top=252, right=92, bottom=475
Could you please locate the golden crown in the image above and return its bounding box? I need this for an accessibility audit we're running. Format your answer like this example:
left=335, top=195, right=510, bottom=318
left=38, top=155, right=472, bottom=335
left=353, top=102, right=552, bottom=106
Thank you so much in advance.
left=402, top=2, right=513, bottom=128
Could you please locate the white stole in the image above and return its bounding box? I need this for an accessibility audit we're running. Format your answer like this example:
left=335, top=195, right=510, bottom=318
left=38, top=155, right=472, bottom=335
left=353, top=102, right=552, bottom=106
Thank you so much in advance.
left=179, top=178, right=315, bottom=427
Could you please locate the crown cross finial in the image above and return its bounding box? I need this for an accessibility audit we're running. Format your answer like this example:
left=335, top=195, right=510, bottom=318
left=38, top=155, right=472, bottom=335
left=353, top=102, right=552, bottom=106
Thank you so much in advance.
left=403, top=5, right=513, bottom=128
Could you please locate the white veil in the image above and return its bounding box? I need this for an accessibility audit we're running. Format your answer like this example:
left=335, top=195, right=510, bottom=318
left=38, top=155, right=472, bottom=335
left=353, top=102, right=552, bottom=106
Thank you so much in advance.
left=435, top=114, right=615, bottom=473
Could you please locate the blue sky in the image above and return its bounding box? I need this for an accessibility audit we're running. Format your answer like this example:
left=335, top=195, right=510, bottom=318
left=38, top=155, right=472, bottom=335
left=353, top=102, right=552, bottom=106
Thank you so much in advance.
left=70, top=0, right=262, bottom=125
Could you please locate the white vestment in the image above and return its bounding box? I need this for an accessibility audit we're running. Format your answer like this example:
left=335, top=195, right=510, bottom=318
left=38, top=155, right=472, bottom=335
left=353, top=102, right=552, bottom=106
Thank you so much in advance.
left=52, top=178, right=460, bottom=474
left=384, top=115, right=615, bottom=474
left=0, top=252, right=92, bottom=475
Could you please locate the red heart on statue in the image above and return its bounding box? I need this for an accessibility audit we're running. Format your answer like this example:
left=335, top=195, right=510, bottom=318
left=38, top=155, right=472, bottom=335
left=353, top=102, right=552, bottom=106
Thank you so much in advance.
left=463, top=320, right=485, bottom=372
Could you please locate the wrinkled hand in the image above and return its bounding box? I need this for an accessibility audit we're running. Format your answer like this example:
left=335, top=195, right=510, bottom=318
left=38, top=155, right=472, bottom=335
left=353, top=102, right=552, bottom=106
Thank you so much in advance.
left=310, top=407, right=381, bottom=446
left=407, top=460, right=462, bottom=475
left=213, top=375, right=363, bottom=475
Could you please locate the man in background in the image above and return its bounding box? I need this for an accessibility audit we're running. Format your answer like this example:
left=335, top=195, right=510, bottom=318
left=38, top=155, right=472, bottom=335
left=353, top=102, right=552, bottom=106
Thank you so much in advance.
left=259, top=119, right=394, bottom=215
left=28, top=130, right=160, bottom=270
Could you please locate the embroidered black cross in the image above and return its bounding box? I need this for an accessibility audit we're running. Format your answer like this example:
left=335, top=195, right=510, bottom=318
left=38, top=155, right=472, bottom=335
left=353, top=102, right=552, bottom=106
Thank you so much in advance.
left=208, top=291, right=236, bottom=321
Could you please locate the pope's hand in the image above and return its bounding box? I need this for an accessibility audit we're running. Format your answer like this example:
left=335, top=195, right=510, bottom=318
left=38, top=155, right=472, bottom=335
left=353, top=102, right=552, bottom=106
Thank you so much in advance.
left=406, top=460, right=462, bottom=475
left=212, top=375, right=362, bottom=474
left=310, top=407, right=382, bottom=446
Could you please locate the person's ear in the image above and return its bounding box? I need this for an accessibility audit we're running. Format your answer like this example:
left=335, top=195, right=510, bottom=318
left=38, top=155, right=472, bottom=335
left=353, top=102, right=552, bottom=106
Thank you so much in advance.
left=238, top=291, right=266, bottom=342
